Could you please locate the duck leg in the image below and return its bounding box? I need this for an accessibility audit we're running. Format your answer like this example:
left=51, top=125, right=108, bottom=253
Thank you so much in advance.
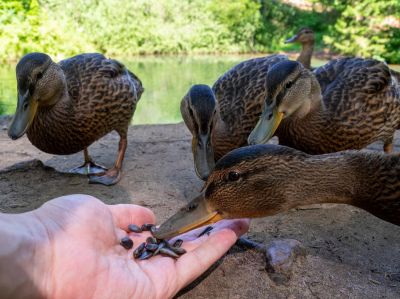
left=89, top=134, right=127, bottom=186
left=69, top=148, right=107, bottom=175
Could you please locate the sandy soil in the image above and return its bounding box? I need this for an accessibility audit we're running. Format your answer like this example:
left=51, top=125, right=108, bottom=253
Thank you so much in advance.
left=0, top=116, right=399, bottom=298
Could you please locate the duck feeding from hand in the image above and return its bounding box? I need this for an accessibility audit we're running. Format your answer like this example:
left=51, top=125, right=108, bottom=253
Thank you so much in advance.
left=154, top=144, right=400, bottom=240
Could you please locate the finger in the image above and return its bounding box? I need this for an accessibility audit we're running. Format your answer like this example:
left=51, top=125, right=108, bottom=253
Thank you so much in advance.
left=169, top=218, right=250, bottom=244
left=174, top=219, right=249, bottom=290
left=108, top=204, right=156, bottom=231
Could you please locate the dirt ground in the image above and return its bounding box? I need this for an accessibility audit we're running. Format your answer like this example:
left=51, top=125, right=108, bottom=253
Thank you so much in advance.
left=0, top=115, right=399, bottom=299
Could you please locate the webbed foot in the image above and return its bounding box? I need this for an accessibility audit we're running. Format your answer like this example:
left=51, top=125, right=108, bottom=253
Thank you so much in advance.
left=88, top=168, right=121, bottom=186
left=69, top=161, right=107, bottom=175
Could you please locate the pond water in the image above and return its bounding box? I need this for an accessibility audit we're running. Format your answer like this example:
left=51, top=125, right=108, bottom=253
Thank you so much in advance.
left=1, top=55, right=399, bottom=124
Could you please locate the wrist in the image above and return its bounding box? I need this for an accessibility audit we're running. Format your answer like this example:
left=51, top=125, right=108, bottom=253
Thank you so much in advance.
left=0, top=211, right=52, bottom=299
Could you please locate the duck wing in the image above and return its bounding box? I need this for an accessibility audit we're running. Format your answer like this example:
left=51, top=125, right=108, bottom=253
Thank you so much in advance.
left=212, top=54, right=287, bottom=133
left=59, top=53, right=143, bottom=105
left=314, top=57, right=399, bottom=116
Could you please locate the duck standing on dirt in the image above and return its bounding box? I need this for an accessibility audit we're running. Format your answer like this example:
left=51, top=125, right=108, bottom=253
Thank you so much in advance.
left=154, top=144, right=400, bottom=240
left=248, top=58, right=400, bottom=154
left=181, top=54, right=288, bottom=180
left=8, top=53, right=143, bottom=186
left=285, top=27, right=315, bottom=70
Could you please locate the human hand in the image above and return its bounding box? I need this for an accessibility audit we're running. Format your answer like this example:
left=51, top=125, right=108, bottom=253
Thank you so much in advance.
left=25, top=195, right=249, bottom=299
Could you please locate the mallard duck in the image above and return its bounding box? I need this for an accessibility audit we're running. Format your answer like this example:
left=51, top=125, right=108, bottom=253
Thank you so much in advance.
left=181, top=54, right=287, bottom=180
left=154, top=144, right=400, bottom=239
left=8, top=53, right=143, bottom=185
left=285, top=27, right=315, bottom=70
left=247, top=58, right=400, bottom=154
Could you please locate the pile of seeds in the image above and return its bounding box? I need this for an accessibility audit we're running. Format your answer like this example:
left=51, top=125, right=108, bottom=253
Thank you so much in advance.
left=119, top=223, right=187, bottom=260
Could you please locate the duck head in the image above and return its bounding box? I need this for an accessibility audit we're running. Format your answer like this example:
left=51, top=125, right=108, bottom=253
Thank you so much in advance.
left=285, top=27, right=315, bottom=45
left=248, top=60, right=321, bottom=145
left=8, top=53, right=66, bottom=140
left=153, top=144, right=307, bottom=239
left=181, top=84, right=217, bottom=180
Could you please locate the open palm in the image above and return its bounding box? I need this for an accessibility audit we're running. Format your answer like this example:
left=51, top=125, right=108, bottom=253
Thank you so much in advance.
left=33, top=195, right=249, bottom=299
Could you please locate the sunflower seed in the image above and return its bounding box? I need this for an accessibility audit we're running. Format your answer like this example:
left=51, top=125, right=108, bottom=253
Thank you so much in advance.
left=120, top=236, right=133, bottom=250
left=159, top=247, right=180, bottom=258
left=128, top=224, right=142, bottom=233
left=173, top=239, right=183, bottom=248
left=133, top=242, right=146, bottom=258
left=141, top=223, right=155, bottom=231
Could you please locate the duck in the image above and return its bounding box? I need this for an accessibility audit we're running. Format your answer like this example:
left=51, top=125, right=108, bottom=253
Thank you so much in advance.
left=247, top=58, right=400, bottom=154
left=8, top=52, right=143, bottom=186
left=180, top=54, right=288, bottom=180
left=154, top=144, right=400, bottom=240
left=285, top=27, right=315, bottom=70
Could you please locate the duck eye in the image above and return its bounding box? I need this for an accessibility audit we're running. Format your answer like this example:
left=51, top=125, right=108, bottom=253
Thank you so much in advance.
left=37, top=72, right=43, bottom=80
left=228, top=171, right=240, bottom=182
left=285, top=81, right=293, bottom=90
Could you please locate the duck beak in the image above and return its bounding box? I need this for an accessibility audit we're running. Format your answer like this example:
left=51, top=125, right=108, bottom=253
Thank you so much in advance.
left=248, top=107, right=284, bottom=145
left=8, top=91, right=38, bottom=140
left=285, top=34, right=299, bottom=44
left=193, top=133, right=215, bottom=181
left=153, top=192, right=223, bottom=240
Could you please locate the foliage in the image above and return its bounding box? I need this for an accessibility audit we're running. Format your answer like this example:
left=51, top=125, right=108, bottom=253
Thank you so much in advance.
left=0, top=0, right=399, bottom=63
left=316, top=0, right=400, bottom=62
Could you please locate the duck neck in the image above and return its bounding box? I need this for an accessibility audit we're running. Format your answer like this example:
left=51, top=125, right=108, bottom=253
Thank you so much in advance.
left=212, top=108, right=234, bottom=160
left=297, top=42, right=314, bottom=69
left=285, top=152, right=400, bottom=225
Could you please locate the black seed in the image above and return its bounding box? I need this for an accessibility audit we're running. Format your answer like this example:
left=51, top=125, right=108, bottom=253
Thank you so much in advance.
left=141, top=223, right=155, bottom=231
left=133, top=242, right=146, bottom=259
left=128, top=224, right=142, bottom=233
left=145, top=243, right=159, bottom=252
left=159, top=247, right=179, bottom=258
left=173, top=239, right=183, bottom=248
left=150, top=225, right=158, bottom=235
left=146, top=236, right=157, bottom=244
left=120, top=237, right=134, bottom=250
left=153, top=241, right=166, bottom=256
left=198, top=226, right=213, bottom=237
left=170, top=246, right=187, bottom=255
left=139, top=250, right=153, bottom=260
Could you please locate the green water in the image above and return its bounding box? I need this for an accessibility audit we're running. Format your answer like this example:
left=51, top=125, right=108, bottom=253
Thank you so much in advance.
left=1, top=55, right=399, bottom=124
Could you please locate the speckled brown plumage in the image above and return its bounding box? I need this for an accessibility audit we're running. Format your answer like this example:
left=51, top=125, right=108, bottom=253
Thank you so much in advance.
left=155, top=144, right=400, bottom=240
left=203, top=144, right=400, bottom=225
left=250, top=57, right=400, bottom=154
left=213, top=54, right=287, bottom=159
left=9, top=52, right=143, bottom=185
left=181, top=54, right=288, bottom=179
left=27, top=53, right=143, bottom=154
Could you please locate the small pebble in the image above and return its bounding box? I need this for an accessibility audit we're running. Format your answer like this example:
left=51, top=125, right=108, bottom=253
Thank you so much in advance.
left=120, top=236, right=134, bottom=250
left=141, top=223, right=155, bottom=231
left=173, top=239, right=183, bottom=248
left=128, top=224, right=142, bottom=233
left=133, top=243, right=145, bottom=258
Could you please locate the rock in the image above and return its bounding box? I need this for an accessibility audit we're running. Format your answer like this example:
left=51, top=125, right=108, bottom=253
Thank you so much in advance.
left=265, top=239, right=306, bottom=285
